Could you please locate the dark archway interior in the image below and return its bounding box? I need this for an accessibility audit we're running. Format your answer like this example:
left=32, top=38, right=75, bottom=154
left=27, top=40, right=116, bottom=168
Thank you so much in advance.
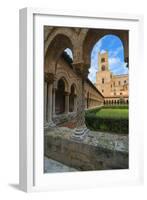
left=55, top=79, right=65, bottom=114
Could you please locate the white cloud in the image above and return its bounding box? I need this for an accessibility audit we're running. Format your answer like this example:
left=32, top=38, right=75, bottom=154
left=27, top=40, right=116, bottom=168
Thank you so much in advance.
left=109, top=46, right=123, bottom=57
left=64, top=48, right=73, bottom=59
left=109, top=57, right=119, bottom=65
left=108, top=57, right=128, bottom=75
left=88, top=67, right=97, bottom=83
left=100, top=49, right=107, bottom=54
left=89, top=41, right=102, bottom=83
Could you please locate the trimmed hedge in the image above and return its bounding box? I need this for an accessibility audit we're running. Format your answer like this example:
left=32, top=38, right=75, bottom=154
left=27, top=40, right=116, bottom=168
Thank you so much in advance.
left=85, top=110, right=128, bottom=134
left=103, top=105, right=129, bottom=109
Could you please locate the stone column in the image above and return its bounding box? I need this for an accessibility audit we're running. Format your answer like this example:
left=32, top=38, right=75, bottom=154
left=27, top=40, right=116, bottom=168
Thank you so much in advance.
left=52, top=77, right=57, bottom=117
left=71, top=63, right=89, bottom=140
left=65, top=92, right=69, bottom=114
left=52, top=87, right=56, bottom=117
left=45, top=73, right=56, bottom=128
left=74, top=95, right=77, bottom=112
left=44, top=81, right=48, bottom=127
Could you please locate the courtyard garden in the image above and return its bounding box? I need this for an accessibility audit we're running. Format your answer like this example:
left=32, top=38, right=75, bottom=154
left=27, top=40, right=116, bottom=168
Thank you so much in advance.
left=85, top=105, right=129, bottom=134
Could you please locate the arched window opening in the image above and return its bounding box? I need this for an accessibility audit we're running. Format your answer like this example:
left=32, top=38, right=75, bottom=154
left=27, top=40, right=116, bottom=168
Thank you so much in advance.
left=101, top=58, right=105, bottom=63
left=63, top=48, right=73, bottom=63
left=101, top=65, right=106, bottom=71
left=55, top=79, right=65, bottom=114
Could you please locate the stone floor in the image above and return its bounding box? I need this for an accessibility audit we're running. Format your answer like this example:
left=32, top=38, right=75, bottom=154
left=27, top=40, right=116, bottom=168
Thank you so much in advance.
left=44, top=157, right=77, bottom=173
left=44, top=127, right=128, bottom=172
left=45, top=127, right=128, bottom=153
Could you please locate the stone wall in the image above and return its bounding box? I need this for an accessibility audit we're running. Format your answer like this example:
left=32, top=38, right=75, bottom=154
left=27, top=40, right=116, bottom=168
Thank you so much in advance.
left=44, top=127, right=128, bottom=171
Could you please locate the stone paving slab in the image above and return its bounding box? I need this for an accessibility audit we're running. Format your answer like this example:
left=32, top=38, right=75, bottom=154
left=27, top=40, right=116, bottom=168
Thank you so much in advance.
left=44, top=157, right=77, bottom=173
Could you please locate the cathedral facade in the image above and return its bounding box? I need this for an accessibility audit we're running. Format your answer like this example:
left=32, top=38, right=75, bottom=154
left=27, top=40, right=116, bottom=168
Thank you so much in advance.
left=95, top=52, right=129, bottom=104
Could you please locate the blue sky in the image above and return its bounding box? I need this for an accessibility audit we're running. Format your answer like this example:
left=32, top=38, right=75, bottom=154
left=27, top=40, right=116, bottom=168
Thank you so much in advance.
left=88, top=34, right=128, bottom=83
left=64, top=34, right=128, bottom=84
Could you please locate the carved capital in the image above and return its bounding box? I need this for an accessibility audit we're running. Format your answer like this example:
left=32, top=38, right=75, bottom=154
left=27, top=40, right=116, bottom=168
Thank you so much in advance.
left=64, top=91, right=70, bottom=96
left=72, top=62, right=89, bottom=79
left=44, top=72, right=54, bottom=84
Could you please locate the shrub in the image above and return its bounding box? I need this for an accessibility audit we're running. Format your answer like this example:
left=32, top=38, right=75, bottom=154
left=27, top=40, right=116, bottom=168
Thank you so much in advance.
left=85, top=112, right=128, bottom=134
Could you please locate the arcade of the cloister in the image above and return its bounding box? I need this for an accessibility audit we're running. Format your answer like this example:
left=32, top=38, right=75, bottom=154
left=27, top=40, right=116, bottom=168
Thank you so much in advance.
left=44, top=27, right=128, bottom=139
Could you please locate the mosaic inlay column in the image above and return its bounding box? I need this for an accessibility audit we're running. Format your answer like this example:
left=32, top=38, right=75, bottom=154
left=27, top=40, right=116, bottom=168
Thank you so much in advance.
left=71, top=63, right=89, bottom=140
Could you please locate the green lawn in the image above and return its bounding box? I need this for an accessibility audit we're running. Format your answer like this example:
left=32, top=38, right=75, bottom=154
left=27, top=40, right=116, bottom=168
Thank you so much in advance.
left=85, top=106, right=129, bottom=134
left=96, top=108, right=128, bottom=119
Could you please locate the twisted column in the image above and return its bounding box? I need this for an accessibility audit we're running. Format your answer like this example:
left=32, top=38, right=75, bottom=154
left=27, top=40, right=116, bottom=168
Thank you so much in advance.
left=71, top=63, right=89, bottom=140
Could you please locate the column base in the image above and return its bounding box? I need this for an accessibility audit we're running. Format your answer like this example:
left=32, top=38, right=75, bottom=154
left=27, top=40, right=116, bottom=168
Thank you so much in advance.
left=44, top=122, right=49, bottom=129
left=44, top=121, right=56, bottom=129
left=48, top=121, right=56, bottom=128
left=71, top=126, right=89, bottom=141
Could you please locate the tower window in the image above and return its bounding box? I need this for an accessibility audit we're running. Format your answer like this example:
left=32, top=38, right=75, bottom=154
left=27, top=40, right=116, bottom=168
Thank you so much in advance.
left=101, top=65, right=106, bottom=71
left=101, top=58, right=105, bottom=63
left=119, top=81, right=121, bottom=85
left=102, top=78, right=105, bottom=84
left=124, top=80, right=127, bottom=84
left=102, top=89, right=104, bottom=93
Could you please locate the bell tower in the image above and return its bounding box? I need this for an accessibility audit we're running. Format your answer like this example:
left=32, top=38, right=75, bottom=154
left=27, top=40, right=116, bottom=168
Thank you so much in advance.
left=98, top=51, right=109, bottom=71
left=95, top=51, right=111, bottom=97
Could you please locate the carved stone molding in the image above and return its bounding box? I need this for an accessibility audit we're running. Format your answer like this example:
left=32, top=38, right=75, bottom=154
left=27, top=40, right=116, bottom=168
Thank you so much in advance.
left=64, top=91, right=70, bottom=96
left=44, top=72, right=54, bottom=84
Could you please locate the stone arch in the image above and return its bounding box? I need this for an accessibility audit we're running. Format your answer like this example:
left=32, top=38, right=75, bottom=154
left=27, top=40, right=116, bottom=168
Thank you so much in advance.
left=45, top=33, right=74, bottom=74
left=56, top=75, right=70, bottom=93
left=70, top=83, right=77, bottom=95
left=45, top=28, right=76, bottom=56
left=82, top=29, right=128, bottom=66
